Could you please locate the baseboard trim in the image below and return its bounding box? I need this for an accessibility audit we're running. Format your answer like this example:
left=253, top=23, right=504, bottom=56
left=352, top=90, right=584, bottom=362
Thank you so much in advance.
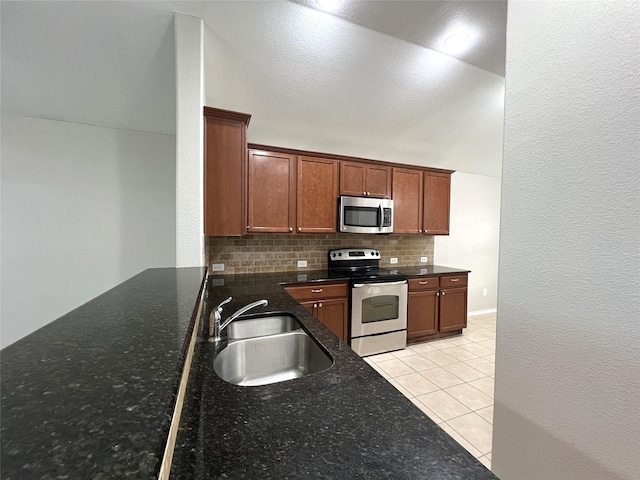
left=468, top=308, right=497, bottom=317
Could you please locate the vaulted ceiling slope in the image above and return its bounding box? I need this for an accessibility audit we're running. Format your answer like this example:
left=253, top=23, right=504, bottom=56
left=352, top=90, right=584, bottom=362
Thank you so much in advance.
left=295, top=0, right=507, bottom=76
left=1, top=1, right=505, bottom=177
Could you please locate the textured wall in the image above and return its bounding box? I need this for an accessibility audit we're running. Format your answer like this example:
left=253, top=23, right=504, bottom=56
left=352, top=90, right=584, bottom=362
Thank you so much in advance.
left=1, top=115, right=176, bottom=348
left=493, top=1, right=640, bottom=479
left=206, top=234, right=434, bottom=274
left=435, top=172, right=501, bottom=313
left=175, top=13, right=205, bottom=267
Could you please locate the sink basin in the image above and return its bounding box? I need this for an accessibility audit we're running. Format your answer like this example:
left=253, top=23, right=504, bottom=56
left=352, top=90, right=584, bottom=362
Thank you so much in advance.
left=226, top=313, right=300, bottom=341
left=214, top=331, right=333, bottom=387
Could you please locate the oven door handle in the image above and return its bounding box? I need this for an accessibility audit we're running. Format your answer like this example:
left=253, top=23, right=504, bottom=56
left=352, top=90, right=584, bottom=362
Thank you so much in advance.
left=353, top=280, right=408, bottom=288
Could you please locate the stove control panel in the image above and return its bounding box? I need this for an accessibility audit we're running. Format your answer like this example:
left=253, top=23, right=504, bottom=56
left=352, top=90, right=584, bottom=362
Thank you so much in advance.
left=329, top=248, right=380, bottom=261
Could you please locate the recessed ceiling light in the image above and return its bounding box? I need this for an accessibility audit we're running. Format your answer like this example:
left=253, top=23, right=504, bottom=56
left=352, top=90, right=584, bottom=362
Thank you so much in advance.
left=443, top=32, right=471, bottom=54
left=316, top=0, right=341, bottom=11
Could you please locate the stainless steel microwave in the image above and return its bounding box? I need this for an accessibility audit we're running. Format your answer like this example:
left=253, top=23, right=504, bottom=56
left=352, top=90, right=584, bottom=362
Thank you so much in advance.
left=338, top=196, right=394, bottom=234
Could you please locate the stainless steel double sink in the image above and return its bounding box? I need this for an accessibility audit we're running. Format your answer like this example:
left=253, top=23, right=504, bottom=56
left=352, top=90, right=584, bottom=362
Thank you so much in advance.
left=213, top=313, right=333, bottom=387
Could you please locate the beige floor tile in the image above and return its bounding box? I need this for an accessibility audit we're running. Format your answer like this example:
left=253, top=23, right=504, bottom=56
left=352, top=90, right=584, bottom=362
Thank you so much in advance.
left=419, top=349, right=458, bottom=367
left=447, top=412, right=493, bottom=455
left=399, top=354, right=438, bottom=372
left=468, top=376, right=495, bottom=398
left=439, top=346, right=479, bottom=362
left=442, top=362, right=486, bottom=382
left=476, top=405, right=494, bottom=424
left=426, top=338, right=458, bottom=350
left=478, top=454, right=492, bottom=470
left=460, top=343, right=494, bottom=357
left=444, top=383, right=493, bottom=411
left=367, top=352, right=397, bottom=363
left=477, top=339, right=495, bottom=351
left=463, top=332, right=493, bottom=342
left=394, top=372, right=440, bottom=396
left=408, top=343, right=438, bottom=354
left=386, top=378, right=414, bottom=399
left=439, top=422, right=482, bottom=457
left=410, top=397, right=444, bottom=424
left=367, top=362, right=390, bottom=379
left=483, top=353, right=495, bottom=364
left=391, top=348, right=419, bottom=359
left=464, top=357, right=495, bottom=376
left=376, top=358, right=415, bottom=377
left=444, top=336, right=475, bottom=346
left=420, top=367, right=466, bottom=389
left=415, top=390, right=472, bottom=421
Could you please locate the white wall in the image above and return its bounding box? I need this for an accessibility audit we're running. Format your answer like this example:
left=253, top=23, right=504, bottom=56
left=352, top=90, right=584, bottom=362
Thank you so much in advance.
left=175, top=13, right=205, bottom=267
left=0, top=114, right=176, bottom=348
left=434, top=172, right=501, bottom=313
left=492, top=1, right=640, bottom=479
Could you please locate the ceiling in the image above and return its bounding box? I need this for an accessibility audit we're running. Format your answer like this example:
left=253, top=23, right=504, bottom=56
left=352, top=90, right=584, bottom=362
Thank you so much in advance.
left=294, top=0, right=507, bottom=76
left=1, top=1, right=506, bottom=177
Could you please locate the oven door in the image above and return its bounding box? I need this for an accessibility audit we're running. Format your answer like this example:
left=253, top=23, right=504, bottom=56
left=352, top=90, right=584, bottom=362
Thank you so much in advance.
left=351, top=280, right=408, bottom=337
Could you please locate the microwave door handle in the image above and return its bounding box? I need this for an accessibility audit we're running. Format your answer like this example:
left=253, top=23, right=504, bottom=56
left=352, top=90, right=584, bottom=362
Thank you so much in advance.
left=378, top=204, right=383, bottom=230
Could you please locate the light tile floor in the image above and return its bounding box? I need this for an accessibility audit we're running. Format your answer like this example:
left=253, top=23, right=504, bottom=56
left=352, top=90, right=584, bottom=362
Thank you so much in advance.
left=364, top=312, right=496, bottom=471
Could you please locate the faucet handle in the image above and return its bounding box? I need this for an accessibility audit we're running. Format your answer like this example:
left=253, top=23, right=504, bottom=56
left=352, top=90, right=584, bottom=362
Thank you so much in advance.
left=216, top=296, right=232, bottom=312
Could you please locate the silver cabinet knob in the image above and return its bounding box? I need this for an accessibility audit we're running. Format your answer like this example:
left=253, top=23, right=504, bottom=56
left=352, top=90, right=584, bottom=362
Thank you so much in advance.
left=419, top=229, right=422, bottom=233
left=289, top=227, right=293, bottom=232
left=298, top=227, right=301, bottom=232
left=319, top=303, right=323, bottom=308
left=313, top=303, right=317, bottom=308
left=441, top=291, right=446, bottom=296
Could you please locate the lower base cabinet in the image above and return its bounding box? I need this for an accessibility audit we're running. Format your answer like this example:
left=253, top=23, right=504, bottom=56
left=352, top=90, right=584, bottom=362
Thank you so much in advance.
left=285, top=282, right=349, bottom=342
left=407, top=274, right=468, bottom=342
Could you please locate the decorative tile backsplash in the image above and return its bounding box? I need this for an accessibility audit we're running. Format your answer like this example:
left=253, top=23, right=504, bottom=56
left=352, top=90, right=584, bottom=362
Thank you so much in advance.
left=206, top=234, right=434, bottom=274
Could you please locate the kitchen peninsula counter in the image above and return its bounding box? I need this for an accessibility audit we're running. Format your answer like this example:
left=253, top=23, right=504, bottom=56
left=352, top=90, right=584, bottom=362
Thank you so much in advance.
left=0, top=267, right=207, bottom=479
left=171, top=268, right=494, bottom=479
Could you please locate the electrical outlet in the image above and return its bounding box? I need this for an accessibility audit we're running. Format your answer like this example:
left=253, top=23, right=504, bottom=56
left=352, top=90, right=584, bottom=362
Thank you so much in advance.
left=390, top=257, right=398, bottom=264
left=420, top=256, right=428, bottom=263
left=297, top=260, right=308, bottom=268
left=483, top=288, right=488, bottom=297
left=211, top=263, right=225, bottom=272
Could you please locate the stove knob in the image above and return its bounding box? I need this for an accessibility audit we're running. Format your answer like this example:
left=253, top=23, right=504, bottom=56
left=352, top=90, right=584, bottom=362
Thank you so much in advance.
left=370, top=251, right=374, bottom=256
left=376, top=251, right=380, bottom=256
left=331, top=253, right=336, bottom=257
left=338, top=252, right=342, bottom=257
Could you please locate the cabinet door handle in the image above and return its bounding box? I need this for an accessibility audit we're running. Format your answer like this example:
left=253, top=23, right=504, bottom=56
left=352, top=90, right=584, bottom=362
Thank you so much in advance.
left=289, top=227, right=293, bottom=232
left=311, top=289, right=323, bottom=293
left=450, top=278, right=459, bottom=282
left=437, top=292, right=440, bottom=296
left=419, top=229, right=422, bottom=233
left=298, top=227, right=302, bottom=232
left=441, top=291, right=446, bottom=295
left=313, top=303, right=317, bottom=308
left=246, top=225, right=250, bottom=230
left=419, top=281, right=428, bottom=285
left=319, top=303, right=323, bottom=308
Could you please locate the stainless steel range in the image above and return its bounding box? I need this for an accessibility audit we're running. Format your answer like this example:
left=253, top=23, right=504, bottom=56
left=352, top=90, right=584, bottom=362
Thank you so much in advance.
left=328, top=248, right=408, bottom=357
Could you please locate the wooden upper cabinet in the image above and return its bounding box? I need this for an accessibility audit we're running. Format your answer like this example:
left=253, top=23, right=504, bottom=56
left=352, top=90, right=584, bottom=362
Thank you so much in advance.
left=391, top=168, right=423, bottom=234
left=297, top=156, right=339, bottom=233
left=247, top=149, right=296, bottom=233
left=340, top=161, right=391, bottom=199
left=203, top=107, right=251, bottom=236
left=423, top=172, right=451, bottom=235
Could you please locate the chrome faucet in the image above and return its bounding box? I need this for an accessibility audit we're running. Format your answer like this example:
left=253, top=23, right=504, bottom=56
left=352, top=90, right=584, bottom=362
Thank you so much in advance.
left=210, top=297, right=269, bottom=342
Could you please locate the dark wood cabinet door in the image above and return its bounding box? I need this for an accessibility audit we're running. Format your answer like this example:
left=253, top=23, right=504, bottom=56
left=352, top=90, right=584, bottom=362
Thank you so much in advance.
left=423, top=172, right=451, bottom=235
left=340, top=162, right=366, bottom=197
left=439, top=287, right=468, bottom=332
left=366, top=165, right=392, bottom=198
left=392, top=168, right=423, bottom=234
left=318, top=298, right=348, bottom=342
left=407, top=290, right=439, bottom=340
left=299, top=300, right=317, bottom=316
left=203, top=108, right=250, bottom=236
left=297, top=156, right=339, bottom=233
left=247, top=149, right=296, bottom=233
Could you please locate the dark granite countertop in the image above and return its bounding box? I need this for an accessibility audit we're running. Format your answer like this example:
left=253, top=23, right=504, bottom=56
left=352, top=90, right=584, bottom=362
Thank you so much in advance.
left=0, top=267, right=207, bottom=479
left=171, top=270, right=494, bottom=479
left=398, top=265, right=472, bottom=277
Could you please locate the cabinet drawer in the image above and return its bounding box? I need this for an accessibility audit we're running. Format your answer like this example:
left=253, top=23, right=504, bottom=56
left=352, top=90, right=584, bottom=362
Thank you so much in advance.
left=285, top=282, right=349, bottom=301
left=440, top=275, right=468, bottom=288
left=408, top=277, right=439, bottom=291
